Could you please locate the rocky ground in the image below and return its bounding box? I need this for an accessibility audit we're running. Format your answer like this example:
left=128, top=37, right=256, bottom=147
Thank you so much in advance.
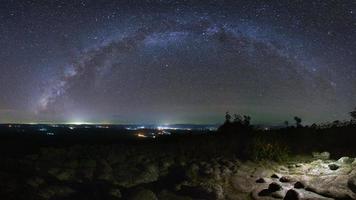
left=245, top=156, right=356, bottom=200
left=0, top=148, right=355, bottom=200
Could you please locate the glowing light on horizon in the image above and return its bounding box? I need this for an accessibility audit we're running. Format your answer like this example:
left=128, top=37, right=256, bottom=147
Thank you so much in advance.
left=137, top=133, right=147, bottom=138
left=68, top=121, right=93, bottom=125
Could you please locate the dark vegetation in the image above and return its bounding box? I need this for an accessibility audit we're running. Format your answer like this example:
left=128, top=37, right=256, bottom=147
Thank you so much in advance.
left=0, top=108, right=355, bottom=199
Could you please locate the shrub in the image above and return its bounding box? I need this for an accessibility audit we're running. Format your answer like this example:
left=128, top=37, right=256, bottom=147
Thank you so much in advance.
left=248, top=136, right=289, bottom=162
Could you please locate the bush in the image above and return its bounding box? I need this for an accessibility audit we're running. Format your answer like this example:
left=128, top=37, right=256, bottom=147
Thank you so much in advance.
left=248, top=136, right=289, bottom=162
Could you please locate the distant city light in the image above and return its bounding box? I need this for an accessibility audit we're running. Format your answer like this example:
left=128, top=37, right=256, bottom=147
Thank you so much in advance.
left=137, top=133, right=147, bottom=138
left=96, top=125, right=110, bottom=129
left=68, top=121, right=92, bottom=125
left=39, top=128, right=48, bottom=132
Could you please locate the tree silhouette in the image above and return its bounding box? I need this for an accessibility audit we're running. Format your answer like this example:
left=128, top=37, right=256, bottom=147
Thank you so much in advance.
left=219, top=112, right=252, bottom=135
left=350, top=107, right=356, bottom=122
left=225, top=112, right=232, bottom=123
left=332, top=120, right=341, bottom=127
left=294, top=116, right=302, bottom=127
left=311, top=123, right=318, bottom=129
left=284, top=121, right=289, bottom=127
left=243, top=115, right=251, bottom=126
left=233, top=114, right=242, bottom=123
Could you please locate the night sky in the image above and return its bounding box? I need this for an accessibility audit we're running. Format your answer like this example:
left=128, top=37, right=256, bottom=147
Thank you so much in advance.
left=0, top=0, right=355, bottom=125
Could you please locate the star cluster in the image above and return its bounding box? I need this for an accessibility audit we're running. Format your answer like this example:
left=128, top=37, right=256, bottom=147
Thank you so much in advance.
left=0, top=0, right=355, bottom=124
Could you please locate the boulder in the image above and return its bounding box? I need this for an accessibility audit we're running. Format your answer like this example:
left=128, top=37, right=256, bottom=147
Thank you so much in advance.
left=295, top=163, right=303, bottom=167
left=328, top=163, right=339, bottom=171
left=353, top=159, right=356, bottom=166
left=158, top=190, right=194, bottom=200
left=48, top=168, right=76, bottom=181
left=271, top=190, right=285, bottom=198
left=77, top=159, right=97, bottom=180
left=201, top=165, right=214, bottom=176
left=348, top=175, right=356, bottom=193
left=338, top=157, right=354, bottom=164
left=256, top=178, right=266, bottom=183
left=257, top=182, right=283, bottom=197
left=96, top=160, right=114, bottom=181
left=268, top=182, right=282, bottom=192
left=294, top=181, right=305, bottom=189
left=128, top=188, right=158, bottom=200
left=115, top=163, right=159, bottom=187
left=109, top=188, right=122, bottom=199
left=27, top=177, right=45, bottom=188
left=179, top=185, right=219, bottom=200
left=231, top=175, right=256, bottom=193
left=160, top=158, right=174, bottom=171
left=280, top=176, right=295, bottom=183
left=78, top=167, right=95, bottom=180
left=312, top=152, right=330, bottom=160
left=271, top=174, right=280, bottom=179
left=258, top=189, right=271, bottom=196
left=305, top=180, right=354, bottom=199
left=284, top=189, right=299, bottom=200
left=185, top=163, right=200, bottom=180
left=39, top=186, right=75, bottom=199
left=140, top=163, right=160, bottom=183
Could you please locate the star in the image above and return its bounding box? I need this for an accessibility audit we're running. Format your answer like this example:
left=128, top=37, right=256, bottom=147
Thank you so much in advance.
left=0, top=0, right=354, bottom=124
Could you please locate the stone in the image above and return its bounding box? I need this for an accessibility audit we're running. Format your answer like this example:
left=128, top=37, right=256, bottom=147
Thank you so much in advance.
left=158, top=190, right=194, bottom=200
left=39, top=186, right=75, bottom=199
left=280, top=166, right=289, bottom=172
left=338, top=157, right=354, bottom=164
left=271, top=174, right=280, bottom=179
left=231, top=175, right=256, bottom=193
left=79, top=167, right=95, bottom=180
left=57, top=170, right=76, bottom=181
left=284, top=189, right=299, bottom=200
left=128, top=188, right=158, bottom=200
left=268, top=182, right=282, bottom=192
left=305, top=180, right=354, bottom=199
left=210, top=184, right=225, bottom=199
left=96, top=160, right=114, bottom=181
left=312, top=152, right=330, bottom=160
left=352, top=159, right=356, bottom=166
left=185, top=163, right=200, bottom=180
left=294, top=181, right=304, bottom=189
left=295, top=164, right=303, bottom=167
left=271, top=191, right=285, bottom=198
left=48, top=168, right=76, bottom=181
left=328, top=163, right=339, bottom=170
left=256, top=178, right=266, bottom=183
left=201, top=166, right=214, bottom=176
left=280, top=176, right=291, bottom=182
left=109, top=188, right=122, bottom=199
left=179, top=185, right=217, bottom=200
left=27, top=177, right=45, bottom=188
left=348, top=175, right=356, bottom=193
left=115, top=163, right=159, bottom=187
left=258, top=189, right=271, bottom=196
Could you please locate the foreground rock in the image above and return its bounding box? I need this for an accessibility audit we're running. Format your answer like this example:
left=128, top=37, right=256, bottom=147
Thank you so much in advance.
left=348, top=175, right=356, bottom=193
left=312, top=152, right=330, bottom=160
left=284, top=189, right=299, bottom=200
left=249, top=156, right=356, bottom=200
left=127, top=188, right=158, bottom=200
left=1, top=147, right=355, bottom=200
left=38, top=185, right=75, bottom=199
